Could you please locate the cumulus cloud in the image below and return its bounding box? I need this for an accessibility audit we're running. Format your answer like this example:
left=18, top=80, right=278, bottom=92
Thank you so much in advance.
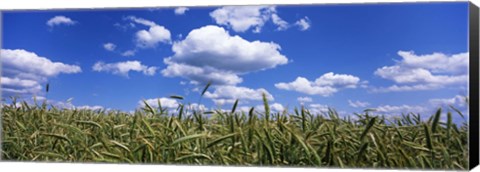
left=2, top=77, right=39, bottom=88
left=210, top=98, right=238, bottom=105
left=297, top=96, right=313, bottom=104
left=210, top=6, right=275, bottom=32
left=271, top=13, right=289, bottom=31
left=209, top=6, right=304, bottom=33
left=276, top=77, right=336, bottom=96
left=103, top=43, right=116, bottom=51
left=365, top=95, right=468, bottom=123
left=139, top=97, right=179, bottom=109
left=375, top=105, right=427, bottom=115
left=270, top=103, right=285, bottom=112
left=314, top=72, right=361, bottom=88
left=2, top=49, right=82, bottom=77
left=375, top=67, right=466, bottom=85
left=30, top=97, right=104, bottom=111
left=238, top=106, right=254, bottom=113
left=92, top=60, right=158, bottom=77
left=114, top=22, right=136, bottom=31
left=162, top=59, right=243, bottom=85
left=204, top=85, right=274, bottom=105
left=372, top=84, right=440, bottom=92
left=76, top=105, right=104, bottom=111
left=127, top=16, right=171, bottom=48
left=275, top=72, right=361, bottom=96
left=121, top=50, right=136, bottom=57
left=186, top=103, right=208, bottom=111
left=397, top=51, right=468, bottom=74
left=429, top=95, right=467, bottom=108
left=308, top=104, right=330, bottom=114
left=373, top=51, right=468, bottom=92
left=255, top=102, right=285, bottom=113
left=348, top=100, right=370, bottom=108
left=46, top=16, right=76, bottom=27
left=161, top=25, right=288, bottom=85
left=294, top=16, right=311, bottom=31
left=1, top=49, right=82, bottom=97
left=175, top=7, right=189, bottom=15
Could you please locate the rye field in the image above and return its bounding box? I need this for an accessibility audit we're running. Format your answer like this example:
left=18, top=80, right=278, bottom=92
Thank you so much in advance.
left=0, top=95, right=469, bottom=170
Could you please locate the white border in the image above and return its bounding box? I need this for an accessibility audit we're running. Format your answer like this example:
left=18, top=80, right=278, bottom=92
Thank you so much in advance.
left=0, top=0, right=471, bottom=10
left=0, top=162, right=452, bottom=172
left=0, top=0, right=479, bottom=172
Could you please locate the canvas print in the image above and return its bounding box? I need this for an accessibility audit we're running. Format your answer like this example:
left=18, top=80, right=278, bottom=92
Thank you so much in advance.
left=0, top=2, right=475, bottom=170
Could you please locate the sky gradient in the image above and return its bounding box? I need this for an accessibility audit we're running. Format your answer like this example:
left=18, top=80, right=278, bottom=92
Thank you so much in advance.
left=1, top=2, right=470, bottom=123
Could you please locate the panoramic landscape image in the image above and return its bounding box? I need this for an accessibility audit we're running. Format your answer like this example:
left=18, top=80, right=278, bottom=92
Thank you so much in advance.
left=0, top=2, right=471, bottom=170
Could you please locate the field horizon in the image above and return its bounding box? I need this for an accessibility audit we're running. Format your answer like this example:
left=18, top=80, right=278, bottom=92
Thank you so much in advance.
left=1, top=93, right=470, bottom=170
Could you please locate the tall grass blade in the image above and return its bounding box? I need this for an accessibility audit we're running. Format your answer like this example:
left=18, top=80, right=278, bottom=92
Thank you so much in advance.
left=360, top=117, right=376, bottom=142
left=431, top=108, right=441, bottom=133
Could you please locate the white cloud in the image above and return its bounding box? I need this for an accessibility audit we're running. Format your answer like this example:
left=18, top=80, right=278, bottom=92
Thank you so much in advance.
left=32, top=96, right=46, bottom=101
left=139, top=97, right=179, bottom=109
left=175, top=7, right=189, bottom=15
left=271, top=103, right=285, bottom=112
left=46, top=16, right=76, bottom=27
left=92, top=60, right=158, bottom=77
left=45, top=98, right=104, bottom=111
left=76, top=105, right=104, bottom=111
left=127, top=16, right=171, bottom=48
left=114, top=22, right=136, bottom=31
left=204, top=85, right=274, bottom=105
left=2, top=49, right=82, bottom=77
left=127, top=16, right=156, bottom=27
left=297, top=96, right=313, bottom=103
left=210, top=6, right=275, bottom=33
left=375, top=66, right=466, bottom=85
left=348, top=100, right=370, bottom=108
left=103, top=43, right=116, bottom=51
left=238, top=106, right=253, bottom=113
left=375, top=104, right=426, bottom=115
left=211, top=99, right=238, bottom=105
left=308, top=104, right=330, bottom=114
left=50, top=100, right=76, bottom=109
left=371, top=84, right=440, bottom=93
left=271, top=13, right=289, bottom=31
left=209, top=6, right=302, bottom=33
left=255, top=102, right=285, bottom=113
left=121, top=50, right=136, bottom=57
left=186, top=103, right=208, bottom=111
left=1, top=85, right=42, bottom=95
left=5, top=96, right=106, bottom=112
left=135, top=25, right=171, bottom=48
left=275, top=72, right=361, bottom=96
left=429, top=95, right=467, bottom=107
left=397, top=51, right=468, bottom=74
left=275, top=77, right=336, bottom=96
left=1, top=49, right=81, bottom=97
left=364, top=96, right=468, bottom=123
left=360, top=81, right=370, bottom=88
left=295, top=16, right=311, bottom=31
left=1, top=77, right=39, bottom=88
left=374, top=51, right=468, bottom=92
left=315, top=72, right=361, bottom=88
left=161, top=25, right=288, bottom=85
left=162, top=59, right=243, bottom=85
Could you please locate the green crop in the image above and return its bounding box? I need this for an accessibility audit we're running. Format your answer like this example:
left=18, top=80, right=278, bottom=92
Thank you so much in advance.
left=0, top=95, right=469, bottom=170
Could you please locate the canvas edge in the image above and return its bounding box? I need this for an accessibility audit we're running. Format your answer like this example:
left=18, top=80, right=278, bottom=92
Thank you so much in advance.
left=0, top=10, right=4, bottom=162
left=469, top=1, right=479, bottom=170
left=0, top=1, right=476, bottom=171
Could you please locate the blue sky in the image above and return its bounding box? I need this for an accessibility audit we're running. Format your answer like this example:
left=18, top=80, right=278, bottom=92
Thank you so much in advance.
left=1, top=2, right=470, bottom=123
